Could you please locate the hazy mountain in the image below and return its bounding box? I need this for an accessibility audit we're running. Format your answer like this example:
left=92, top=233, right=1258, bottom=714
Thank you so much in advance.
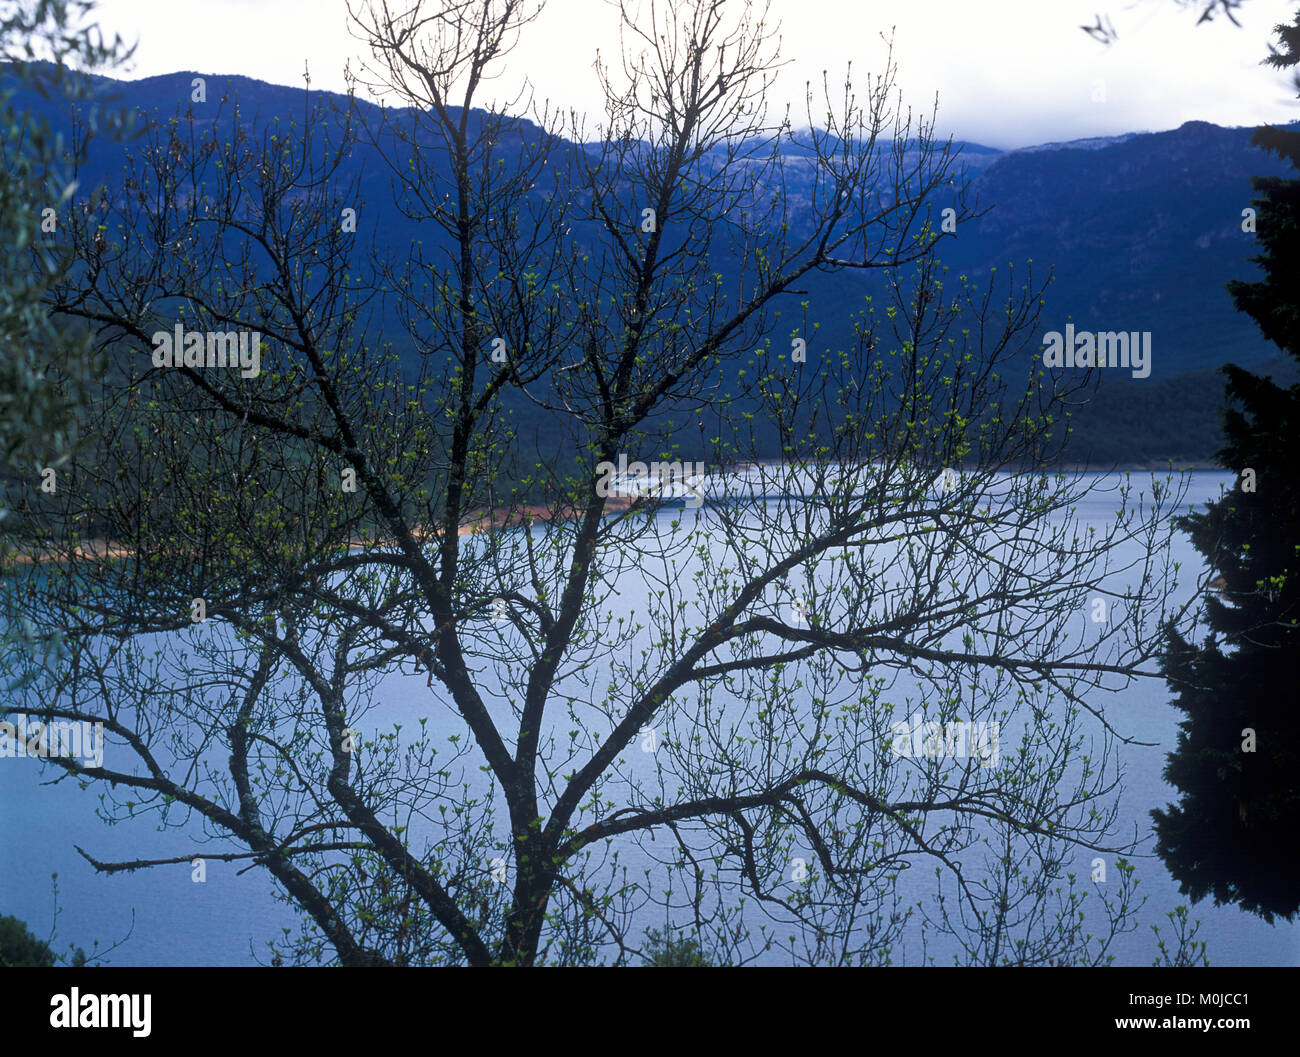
left=9, top=66, right=1295, bottom=464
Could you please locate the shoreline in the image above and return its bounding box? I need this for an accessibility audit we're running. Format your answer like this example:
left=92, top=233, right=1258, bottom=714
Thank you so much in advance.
left=1, top=462, right=1226, bottom=568
left=1, top=499, right=635, bottom=567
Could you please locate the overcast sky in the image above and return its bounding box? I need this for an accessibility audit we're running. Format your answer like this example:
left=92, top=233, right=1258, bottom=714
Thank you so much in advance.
left=89, top=0, right=1300, bottom=149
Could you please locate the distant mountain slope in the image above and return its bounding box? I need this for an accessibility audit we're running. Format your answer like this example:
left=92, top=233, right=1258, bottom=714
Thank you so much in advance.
left=8, top=66, right=1293, bottom=464
left=945, top=119, right=1293, bottom=378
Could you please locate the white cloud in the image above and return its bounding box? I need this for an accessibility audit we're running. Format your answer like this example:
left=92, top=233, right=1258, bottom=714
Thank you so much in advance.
left=91, top=0, right=1300, bottom=148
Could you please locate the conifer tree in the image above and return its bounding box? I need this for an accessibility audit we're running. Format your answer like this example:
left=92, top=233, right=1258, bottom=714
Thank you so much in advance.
left=1153, top=9, right=1300, bottom=923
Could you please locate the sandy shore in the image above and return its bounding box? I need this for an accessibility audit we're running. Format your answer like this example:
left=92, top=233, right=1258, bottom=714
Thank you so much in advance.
left=3, top=498, right=634, bottom=566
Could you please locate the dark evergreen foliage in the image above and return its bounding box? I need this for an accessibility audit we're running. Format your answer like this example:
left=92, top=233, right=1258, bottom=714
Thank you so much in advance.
left=1152, top=14, right=1300, bottom=923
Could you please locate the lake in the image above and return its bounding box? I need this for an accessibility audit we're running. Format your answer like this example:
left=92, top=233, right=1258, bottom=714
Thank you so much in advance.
left=2, top=470, right=1296, bottom=965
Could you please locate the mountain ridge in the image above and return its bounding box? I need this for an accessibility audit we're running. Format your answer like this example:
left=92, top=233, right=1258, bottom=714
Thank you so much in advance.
left=7, top=63, right=1295, bottom=464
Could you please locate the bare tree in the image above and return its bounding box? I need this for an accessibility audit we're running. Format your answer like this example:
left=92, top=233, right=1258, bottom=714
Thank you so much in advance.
left=8, top=0, right=1200, bottom=965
